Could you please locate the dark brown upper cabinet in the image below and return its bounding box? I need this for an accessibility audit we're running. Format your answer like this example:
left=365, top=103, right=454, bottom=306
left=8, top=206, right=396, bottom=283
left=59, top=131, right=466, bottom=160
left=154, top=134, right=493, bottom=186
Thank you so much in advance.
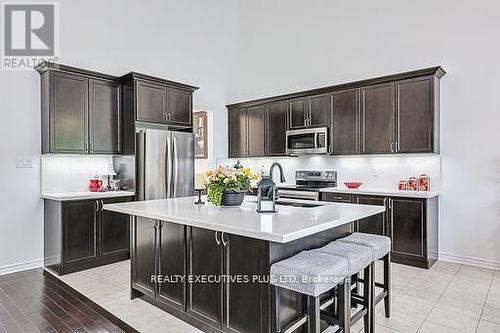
left=48, top=71, right=89, bottom=154
left=167, top=87, right=193, bottom=126
left=37, top=64, right=122, bottom=155
left=309, top=94, right=329, bottom=128
left=227, top=66, right=445, bottom=157
left=288, top=95, right=329, bottom=129
left=330, top=89, right=360, bottom=155
left=89, top=78, right=121, bottom=154
left=247, top=106, right=267, bottom=157
left=228, top=106, right=267, bottom=158
left=360, top=82, right=396, bottom=154
left=289, top=97, right=308, bottom=129
left=136, top=80, right=167, bottom=124
left=266, top=101, right=288, bottom=156
left=122, top=73, right=198, bottom=129
left=228, top=108, right=247, bottom=158
left=396, top=76, right=437, bottom=153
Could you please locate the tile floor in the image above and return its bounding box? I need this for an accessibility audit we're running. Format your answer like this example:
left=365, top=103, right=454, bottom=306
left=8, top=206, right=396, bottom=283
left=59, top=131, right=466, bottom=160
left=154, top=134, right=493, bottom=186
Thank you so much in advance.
left=58, top=260, right=500, bottom=333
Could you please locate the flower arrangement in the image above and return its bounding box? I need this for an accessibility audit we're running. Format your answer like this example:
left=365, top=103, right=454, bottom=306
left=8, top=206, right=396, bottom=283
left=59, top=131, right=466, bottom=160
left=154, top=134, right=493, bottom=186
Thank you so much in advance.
left=205, top=166, right=259, bottom=206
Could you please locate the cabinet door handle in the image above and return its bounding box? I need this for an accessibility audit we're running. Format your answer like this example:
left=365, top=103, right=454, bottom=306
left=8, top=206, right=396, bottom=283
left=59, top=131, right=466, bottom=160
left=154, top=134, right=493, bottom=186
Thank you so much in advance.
left=308, top=118, right=311, bottom=127
left=167, top=112, right=171, bottom=122
left=388, top=198, right=393, bottom=209
left=95, top=200, right=100, bottom=212
left=85, top=141, right=89, bottom=152
left=100, top=200, right=104, bottom=211
left=221, top=232, right=228, bottom=247
left=90, top=142, right=94, bottom=152
left=215, top=231, right=221, bottom=245
left=328, top=145, right=333, bottom=154
left=395, top=142, right=399, bottom=152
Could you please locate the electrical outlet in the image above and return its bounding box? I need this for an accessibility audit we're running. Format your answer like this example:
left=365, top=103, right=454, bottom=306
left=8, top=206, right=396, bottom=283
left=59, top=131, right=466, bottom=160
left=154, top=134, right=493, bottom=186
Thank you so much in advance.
left=372, top=167, right=380, bottom=177
left=16, top=158, right=33, bottom=168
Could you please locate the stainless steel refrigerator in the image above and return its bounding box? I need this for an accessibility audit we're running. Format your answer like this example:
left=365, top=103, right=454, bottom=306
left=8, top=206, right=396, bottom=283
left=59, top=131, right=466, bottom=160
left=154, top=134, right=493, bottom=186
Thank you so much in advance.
left=136, top=125, right=194, bottom=200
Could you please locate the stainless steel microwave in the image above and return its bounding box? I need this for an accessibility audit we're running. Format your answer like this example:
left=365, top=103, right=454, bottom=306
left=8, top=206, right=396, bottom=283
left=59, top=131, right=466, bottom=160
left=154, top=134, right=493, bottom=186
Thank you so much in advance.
left=286, top=127, right=328, bottom=155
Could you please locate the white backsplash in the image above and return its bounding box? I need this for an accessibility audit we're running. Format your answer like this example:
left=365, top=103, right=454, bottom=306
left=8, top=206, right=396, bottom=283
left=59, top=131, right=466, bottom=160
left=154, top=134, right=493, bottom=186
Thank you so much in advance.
left=41, top=155, right=114, bottom=193
left=216, top=154, right=441, bottom=191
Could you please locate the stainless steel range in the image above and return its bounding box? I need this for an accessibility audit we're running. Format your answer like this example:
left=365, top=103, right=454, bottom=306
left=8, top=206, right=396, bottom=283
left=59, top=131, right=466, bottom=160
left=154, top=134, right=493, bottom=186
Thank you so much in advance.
left=277, top=170, right=337, bottom=201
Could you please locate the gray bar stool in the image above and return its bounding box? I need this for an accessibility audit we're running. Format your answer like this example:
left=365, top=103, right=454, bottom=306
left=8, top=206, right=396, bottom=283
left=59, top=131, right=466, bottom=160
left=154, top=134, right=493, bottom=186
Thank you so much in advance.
left=338, top=232, right=392, bottom=332
left=270, top=250, right=350, bottom=333
left=311, top=241, right=375, bottom=333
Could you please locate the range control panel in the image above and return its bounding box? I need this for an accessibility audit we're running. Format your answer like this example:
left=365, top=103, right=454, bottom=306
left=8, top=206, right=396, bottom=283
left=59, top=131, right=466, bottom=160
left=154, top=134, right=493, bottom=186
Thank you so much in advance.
left=295, top=170, right=337, bottom=182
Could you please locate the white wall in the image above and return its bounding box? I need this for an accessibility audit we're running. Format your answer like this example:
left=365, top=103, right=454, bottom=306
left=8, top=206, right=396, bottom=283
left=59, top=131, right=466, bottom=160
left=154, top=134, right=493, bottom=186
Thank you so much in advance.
left=0, top=0, right=238, bottom=273
left=229, top=0, right=500, bottom=268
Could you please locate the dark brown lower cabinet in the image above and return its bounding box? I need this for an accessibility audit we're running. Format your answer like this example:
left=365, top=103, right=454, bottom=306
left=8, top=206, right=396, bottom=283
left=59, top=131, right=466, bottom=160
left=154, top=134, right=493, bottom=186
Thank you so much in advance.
left=356, top=195, right=388, bottom=236
left=131, top=217, right=157, bottom=297
left=101, top=197, right=131, bottom=262
left=390, top=197, right=438, bottom=268
left=186, top=227, right=223, bottom=330
left=44, top=196, right=132, bottom=275
left=321, top=193, right=438, bottom=268
left=158, top=221, right=186, bottom=310
left=223, top=234, right=267, bottom=333
left=186, top=227, right=267, bottom=333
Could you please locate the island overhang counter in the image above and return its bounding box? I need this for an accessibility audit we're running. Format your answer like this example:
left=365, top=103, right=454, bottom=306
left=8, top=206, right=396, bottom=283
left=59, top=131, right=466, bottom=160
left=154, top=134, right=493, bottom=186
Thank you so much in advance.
left=103, top=196, right=385, bottom=333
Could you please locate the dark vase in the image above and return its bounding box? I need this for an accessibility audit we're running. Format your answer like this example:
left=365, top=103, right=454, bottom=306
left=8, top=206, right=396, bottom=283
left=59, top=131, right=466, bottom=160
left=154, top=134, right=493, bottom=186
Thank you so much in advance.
left=221, top=190, right=246, bottom=206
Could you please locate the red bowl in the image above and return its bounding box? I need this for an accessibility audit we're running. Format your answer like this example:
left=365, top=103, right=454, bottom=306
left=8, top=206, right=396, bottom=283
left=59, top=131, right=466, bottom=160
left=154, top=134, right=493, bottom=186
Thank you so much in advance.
left=344, top=182, right=363, bottom=189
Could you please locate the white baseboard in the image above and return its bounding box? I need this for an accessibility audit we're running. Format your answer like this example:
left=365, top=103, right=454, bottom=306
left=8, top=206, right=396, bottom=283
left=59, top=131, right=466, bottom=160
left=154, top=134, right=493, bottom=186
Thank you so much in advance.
left=439, top=252, right=500, bottom=270
left=0, top=259, right=43, bottom=276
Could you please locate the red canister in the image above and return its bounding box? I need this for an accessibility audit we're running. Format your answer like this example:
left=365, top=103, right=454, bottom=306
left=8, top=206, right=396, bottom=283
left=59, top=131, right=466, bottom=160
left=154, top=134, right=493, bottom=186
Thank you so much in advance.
left=418, top=174, right=430, bottom=191
left=398, top=180, right=407, bottom=191
left=407, top=177, right=418, bottom=191
left=89, top=178, right=103, bottom=192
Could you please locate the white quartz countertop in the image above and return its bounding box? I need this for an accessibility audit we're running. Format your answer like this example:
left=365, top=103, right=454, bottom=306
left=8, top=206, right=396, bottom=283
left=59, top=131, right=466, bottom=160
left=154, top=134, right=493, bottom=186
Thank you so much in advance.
left=103, top=196, right=385, bottom=243
left=41, top=191, right=135, bottom=201
left=319, top=187, right=439, bottom=198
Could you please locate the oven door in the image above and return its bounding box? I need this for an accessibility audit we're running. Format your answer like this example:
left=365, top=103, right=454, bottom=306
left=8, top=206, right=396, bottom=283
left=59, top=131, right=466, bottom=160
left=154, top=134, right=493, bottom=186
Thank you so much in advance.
left=286, top=127, right=328, bottom=155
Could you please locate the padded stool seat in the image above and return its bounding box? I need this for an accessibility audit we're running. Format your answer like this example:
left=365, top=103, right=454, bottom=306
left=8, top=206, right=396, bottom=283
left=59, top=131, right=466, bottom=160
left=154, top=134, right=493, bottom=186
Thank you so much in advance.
left=337, top=232, right=391, bottom=260
left=270, top=250, right=348, bottom=297
left=311, top=241, right=372, bottom=275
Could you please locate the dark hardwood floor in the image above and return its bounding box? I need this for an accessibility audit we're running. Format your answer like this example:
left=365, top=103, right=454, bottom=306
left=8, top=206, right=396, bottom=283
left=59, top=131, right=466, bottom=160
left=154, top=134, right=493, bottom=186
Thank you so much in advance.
left=0, top=268, right=138, bottom=333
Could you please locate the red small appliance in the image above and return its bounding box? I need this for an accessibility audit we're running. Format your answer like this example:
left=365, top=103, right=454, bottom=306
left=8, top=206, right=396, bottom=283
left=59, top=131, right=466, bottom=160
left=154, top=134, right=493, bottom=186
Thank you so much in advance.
left=88, top=179, right=103, bottom=192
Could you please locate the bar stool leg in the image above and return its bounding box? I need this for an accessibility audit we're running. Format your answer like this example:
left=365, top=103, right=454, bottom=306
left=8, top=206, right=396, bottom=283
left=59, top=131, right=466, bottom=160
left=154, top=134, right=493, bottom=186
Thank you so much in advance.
left=307, top=295, right=321, bottom=333
left=384, top=252, right=391, bottom=318
left=363, top=263, right=373, bottom=333
left=273, top=285, right=281, bottom=333
left=338, top=277, right=351, bottom=333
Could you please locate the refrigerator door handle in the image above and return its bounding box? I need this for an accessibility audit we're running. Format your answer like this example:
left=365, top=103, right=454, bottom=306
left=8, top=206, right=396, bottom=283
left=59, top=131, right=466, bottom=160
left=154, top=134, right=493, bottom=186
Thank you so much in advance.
left=136, top=131, right=146, bottom=201
left=166, top=136, right=172, bottom=198
left=173, top=136, right=178, bottom=197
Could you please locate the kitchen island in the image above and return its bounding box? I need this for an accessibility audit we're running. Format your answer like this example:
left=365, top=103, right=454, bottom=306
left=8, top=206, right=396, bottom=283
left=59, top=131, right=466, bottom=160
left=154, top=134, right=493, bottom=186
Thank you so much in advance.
left=104, top=196, right=384, bottom=333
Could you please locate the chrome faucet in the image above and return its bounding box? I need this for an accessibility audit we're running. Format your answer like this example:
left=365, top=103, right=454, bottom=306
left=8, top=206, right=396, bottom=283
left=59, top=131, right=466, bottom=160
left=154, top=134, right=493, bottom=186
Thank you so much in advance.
left=269, top=162, right=286, bottom=183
